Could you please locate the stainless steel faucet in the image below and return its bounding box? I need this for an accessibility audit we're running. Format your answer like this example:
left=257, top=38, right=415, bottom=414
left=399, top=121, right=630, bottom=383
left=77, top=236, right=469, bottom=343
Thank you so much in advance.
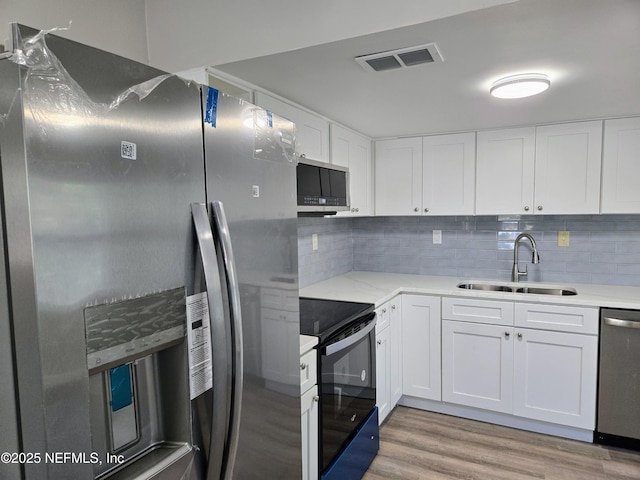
left=512, top=233, right=540, bottom=282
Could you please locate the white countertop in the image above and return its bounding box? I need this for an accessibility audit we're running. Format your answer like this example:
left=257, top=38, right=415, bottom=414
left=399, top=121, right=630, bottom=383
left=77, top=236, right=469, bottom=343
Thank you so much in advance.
left=300, top=271, right=640, bottom=310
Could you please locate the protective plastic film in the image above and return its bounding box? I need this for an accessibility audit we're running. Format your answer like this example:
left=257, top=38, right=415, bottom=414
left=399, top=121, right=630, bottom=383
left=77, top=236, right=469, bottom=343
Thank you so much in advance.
left=8, top=24, right=174, bottom=135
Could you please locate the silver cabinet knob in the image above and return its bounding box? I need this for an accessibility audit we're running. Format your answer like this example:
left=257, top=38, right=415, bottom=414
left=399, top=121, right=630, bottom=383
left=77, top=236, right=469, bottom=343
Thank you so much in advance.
left=382, top=308, right=386, bottom=313
left=391, top=304, right=396, bottom=310
left=351, top=208, right=356, bottom=212
left=377, top=339, right=382, bottom=345
left=313, top=396, right=319, bottom=403
left=517, top=332, right=523, bottom=339
left=424, top=208, right=429, bottom=213
left=414, top=207, right=419, bottom=212
left=300, top=363, right=307, bottom=370
left=524, top=205, right=530, bottom=212
left=537, top=205, right=543, bottom=211
left=505, top=331, right=510, bottom=338
left=300, top=153, right=306, bottom=159
left=355, top=208, right=359, bottom=212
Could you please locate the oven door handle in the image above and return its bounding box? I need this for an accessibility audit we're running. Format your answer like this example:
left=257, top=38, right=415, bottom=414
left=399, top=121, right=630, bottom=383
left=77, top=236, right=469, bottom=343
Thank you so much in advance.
left=323, top=314, right=376, bottom=356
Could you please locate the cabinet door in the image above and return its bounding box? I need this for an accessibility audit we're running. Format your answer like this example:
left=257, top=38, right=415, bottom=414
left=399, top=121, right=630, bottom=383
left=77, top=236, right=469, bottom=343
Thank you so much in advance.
left=374, top=138, right=422, bottom=215
left=513, top=328, right=597, bottom=429
left=389, top=299, right=403, bottom=407
left=422, top=132, right=476, bottom=215
left=301, top=385, right=319, bottom=480
left=402, top=295, right=441, bottom=400
left=254, top=91, right=329, bottom=162
left=375, top=325, right=391, bottom=424
left=442, top=320, right=513, bottom=413
left=601, top=117, right=640, bottom=213
left=534, top=121, right=602, bottom=214
left=476, top=127, right=536, bottom=215
left=331, top=124, right=373, bottom=216
left=297, top=109, right=330, bottom=163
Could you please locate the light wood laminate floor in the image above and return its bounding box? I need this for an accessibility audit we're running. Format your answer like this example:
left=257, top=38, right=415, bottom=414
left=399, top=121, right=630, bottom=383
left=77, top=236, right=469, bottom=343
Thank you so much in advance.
left=363, top=406, right=640, bottom=480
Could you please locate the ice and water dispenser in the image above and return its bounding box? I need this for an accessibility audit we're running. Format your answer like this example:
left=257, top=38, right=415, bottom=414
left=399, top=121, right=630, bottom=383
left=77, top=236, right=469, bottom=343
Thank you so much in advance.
left=84, top=287, right=195, bottom=478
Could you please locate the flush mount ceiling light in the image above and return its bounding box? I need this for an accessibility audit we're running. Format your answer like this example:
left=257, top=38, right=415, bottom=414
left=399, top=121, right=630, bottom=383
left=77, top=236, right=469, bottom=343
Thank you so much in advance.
left=490, top=73, right=551, bottom=99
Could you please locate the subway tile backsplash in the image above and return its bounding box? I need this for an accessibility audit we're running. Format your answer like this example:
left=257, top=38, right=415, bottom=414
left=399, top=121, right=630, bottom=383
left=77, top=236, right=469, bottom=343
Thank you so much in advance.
left=297, top=215, right=640, bottom=289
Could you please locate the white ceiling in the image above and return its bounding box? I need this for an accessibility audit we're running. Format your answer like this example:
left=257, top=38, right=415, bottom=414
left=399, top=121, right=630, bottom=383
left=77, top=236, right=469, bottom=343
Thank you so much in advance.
left=214, top=0, right=640, bottom=139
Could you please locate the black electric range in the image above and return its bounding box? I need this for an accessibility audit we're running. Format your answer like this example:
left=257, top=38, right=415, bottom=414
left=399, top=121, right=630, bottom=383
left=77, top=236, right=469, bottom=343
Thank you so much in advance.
left=299, top=297, right=379, bottom=479
left=299, top=297, right=375, bottom=344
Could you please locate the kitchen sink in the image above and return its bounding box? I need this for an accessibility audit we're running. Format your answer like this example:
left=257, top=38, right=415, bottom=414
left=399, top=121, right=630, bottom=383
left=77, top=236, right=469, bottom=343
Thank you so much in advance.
left=457, top=282, right=577, bottom=296
left=514, top=286, right=577, bottom=296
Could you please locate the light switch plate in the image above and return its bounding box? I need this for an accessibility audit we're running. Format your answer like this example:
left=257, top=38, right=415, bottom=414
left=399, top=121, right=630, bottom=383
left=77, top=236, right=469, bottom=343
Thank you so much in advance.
left=312, top=233, right=319, bottom=251
left=433, top=230, right=442, bottom=244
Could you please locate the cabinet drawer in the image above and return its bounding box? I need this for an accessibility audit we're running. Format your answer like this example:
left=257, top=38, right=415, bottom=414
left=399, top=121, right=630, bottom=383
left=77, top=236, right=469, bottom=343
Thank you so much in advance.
left=375, top=303, right=391, bottom=332
left=515, top=303, right=598, bottom=334
left=300, top=349, right=317, bottom=394
left=442, top=297, right=514, bottom=326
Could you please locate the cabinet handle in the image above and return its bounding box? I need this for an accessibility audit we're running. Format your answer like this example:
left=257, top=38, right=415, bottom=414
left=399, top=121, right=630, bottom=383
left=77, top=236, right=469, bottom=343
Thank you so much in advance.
left=313, top=396, right=319, bottom=403
left=424, top=208, right=429, bottom=213
left=377, top=339, right=382, bottom=345
left=504, top=331, right=510, bottom=338
left=517, top=332, right=523, bottom=339
left=391, top=304, right=396, bottom=310
left=382, top=308, right=386, bottom=313
left=300, top=153, right=306, bottom=159
left=351, top=208, right=356, bottom=213
left=537, top=205, right=543, bottom=211
left=355, top=208, right=359, bottom=212
left=300, top=363, right=307, bottom=370
left=414, top=207, right=419, bottom=212
left=524, top=205, right=530, bottom=212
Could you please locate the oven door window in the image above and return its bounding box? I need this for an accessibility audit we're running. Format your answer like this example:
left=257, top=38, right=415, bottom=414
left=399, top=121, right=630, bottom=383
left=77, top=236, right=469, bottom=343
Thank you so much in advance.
left=320, top=328, right=376, bottom=470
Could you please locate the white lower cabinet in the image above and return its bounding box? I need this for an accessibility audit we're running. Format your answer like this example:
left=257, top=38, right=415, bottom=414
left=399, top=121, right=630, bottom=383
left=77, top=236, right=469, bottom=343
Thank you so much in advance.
left=375, top=296, right=402, bottom=424
left=512, top=328, right=597, bottom=429
left=402, top=295, right=441, bottom=401
left=442, top=320, right=513, bottom=413
left=441, top=297, right=598, bottom=430
left=375, top=323, right=391, bottom=422
left=301, top=385, right=319, bottom=480
left=300, top=336, right=318, bottom=480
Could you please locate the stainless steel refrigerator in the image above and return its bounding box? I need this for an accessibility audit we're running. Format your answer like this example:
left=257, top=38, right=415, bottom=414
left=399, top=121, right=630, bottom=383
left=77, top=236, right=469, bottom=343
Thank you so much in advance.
left=0, top=24, right=301, bottom=480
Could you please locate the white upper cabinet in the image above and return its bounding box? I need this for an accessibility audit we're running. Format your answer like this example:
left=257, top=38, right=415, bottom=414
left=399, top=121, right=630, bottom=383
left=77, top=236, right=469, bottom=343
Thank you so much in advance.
left=254, top=91, right=330, bottom=162
left=331, top=124, right=373, bottom=216
left=601, top=117, right=640, bottom=213
left=476, top=127, right=536, bottom=215
left=534, top=121, right=602, bottom=214
left=476, top=122, right=602, bottom=215
left=422, top=132, right=476, bottom=215
left=374, top=138, right=422, bottom=216
left=374, top=134, right=475, bottom=216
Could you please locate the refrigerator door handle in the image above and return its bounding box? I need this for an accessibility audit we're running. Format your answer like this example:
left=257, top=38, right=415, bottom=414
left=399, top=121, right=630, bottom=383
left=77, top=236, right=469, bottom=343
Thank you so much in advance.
left=191, top=202, right=231, bottom=480
left=211, top=200, right=244, bottom=480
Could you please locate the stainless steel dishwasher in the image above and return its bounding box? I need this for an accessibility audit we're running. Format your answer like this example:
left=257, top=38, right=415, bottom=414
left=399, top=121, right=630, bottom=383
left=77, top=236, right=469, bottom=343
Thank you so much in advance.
left=596, top=308, right=640, bottom=449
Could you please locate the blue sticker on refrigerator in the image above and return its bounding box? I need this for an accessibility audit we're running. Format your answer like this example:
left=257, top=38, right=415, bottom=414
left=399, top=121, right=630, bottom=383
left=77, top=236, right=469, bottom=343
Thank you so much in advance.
left=204, top=87, right=219, bottom=127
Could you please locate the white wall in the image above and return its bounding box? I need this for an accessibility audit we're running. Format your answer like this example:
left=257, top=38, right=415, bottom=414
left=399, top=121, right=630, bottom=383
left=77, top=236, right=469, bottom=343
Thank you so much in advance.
left=0, top=0, right=149, bottom=63
left=145, top=0, right=519, bottom=72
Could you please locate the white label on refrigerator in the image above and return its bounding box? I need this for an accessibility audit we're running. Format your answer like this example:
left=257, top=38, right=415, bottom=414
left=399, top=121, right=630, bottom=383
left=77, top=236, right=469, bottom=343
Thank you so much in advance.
left=121, top=141, right=137, bottom=160
left=186, top=292, right=213, bottom=400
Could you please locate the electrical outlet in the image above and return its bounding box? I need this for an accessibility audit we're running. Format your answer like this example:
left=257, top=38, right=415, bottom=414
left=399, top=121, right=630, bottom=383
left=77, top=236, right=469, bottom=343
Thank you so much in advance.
left=312, top=233, right=319, bottom=251
left=558, top=231, right=570, bottom=247
left=433, top=230, right=442, bottom=244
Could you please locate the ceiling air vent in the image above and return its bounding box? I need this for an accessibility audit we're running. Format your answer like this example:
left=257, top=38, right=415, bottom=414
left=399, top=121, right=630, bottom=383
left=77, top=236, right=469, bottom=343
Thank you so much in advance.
left=355, top=43, right=443, bottom=73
